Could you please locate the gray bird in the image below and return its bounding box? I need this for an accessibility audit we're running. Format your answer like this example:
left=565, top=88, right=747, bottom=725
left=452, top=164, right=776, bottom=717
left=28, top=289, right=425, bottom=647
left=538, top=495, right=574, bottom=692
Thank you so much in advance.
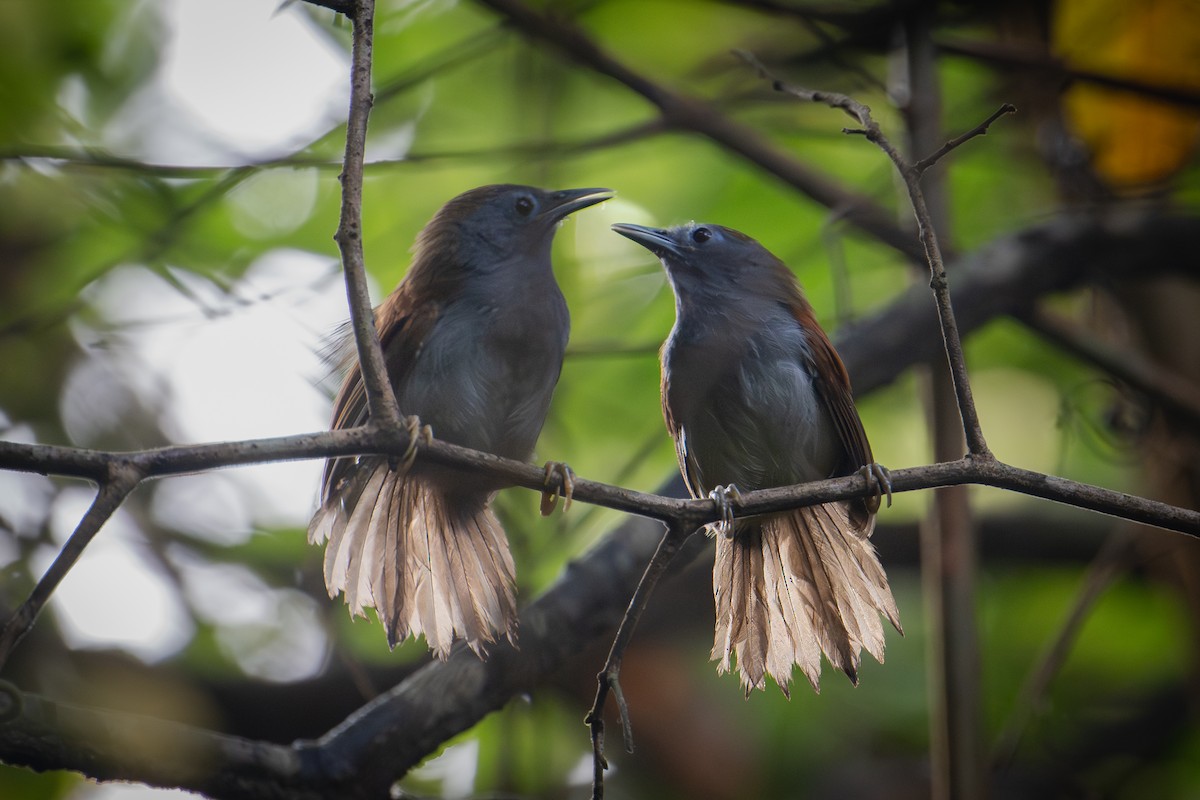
left=310, top=184, right=611, bottom=658
left=613, top=220, right=901, bottom=695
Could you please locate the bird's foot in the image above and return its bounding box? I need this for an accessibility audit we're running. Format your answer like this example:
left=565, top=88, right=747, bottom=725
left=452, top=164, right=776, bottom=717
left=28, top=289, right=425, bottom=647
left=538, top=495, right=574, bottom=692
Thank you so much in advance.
left=394, top=415, right=433, bottom=474
left=540, top=461, right=575, bottom=516
left=859, top=462, right=893, bottom=510
left=708, top=484, right=744, bottom=538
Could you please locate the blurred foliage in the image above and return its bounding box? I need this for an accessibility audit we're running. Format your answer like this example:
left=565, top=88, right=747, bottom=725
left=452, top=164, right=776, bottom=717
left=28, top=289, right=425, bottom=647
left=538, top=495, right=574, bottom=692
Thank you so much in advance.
left=1, top=0, right=1200, bottom=798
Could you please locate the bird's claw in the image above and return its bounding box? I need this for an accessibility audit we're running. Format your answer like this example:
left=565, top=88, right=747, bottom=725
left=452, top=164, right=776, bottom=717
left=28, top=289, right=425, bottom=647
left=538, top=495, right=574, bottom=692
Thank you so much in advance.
left=860, top=462, right=893, bottom=510
left=397, top=415, right=433, bottom=474
left=540, top=461, right=575, bottom=516
left=709, top=484, right=744, bottom=538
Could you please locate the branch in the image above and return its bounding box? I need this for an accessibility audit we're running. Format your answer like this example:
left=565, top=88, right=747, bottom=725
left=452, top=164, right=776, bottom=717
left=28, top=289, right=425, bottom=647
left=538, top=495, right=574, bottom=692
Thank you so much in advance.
left=913, top=103, right=1017, bottom=175
left=332, top=0, right=401, bottom=429
left=3, top=457, right=1193, bottom=797
left=738, top=49, right=997, bottom=457
left=841, top=212, right=1200, bottom=395
left=939, top=36, right=1200, bottom=110
left=298, top=0, right=355, bottom=16
left=0, top=464, right=142, bottom=670
left=898, top=21, right=986, bottom=798
left=585, top=521, right=696, bottom=799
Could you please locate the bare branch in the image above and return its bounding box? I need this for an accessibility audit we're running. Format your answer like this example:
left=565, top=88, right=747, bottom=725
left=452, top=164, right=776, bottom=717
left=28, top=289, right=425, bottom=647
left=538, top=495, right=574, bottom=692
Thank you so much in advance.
left=738, top=50, right=999, bottom=458
left=913, top=103, right=1017, bottom=175
left=0, top=464, right=142, bottom=670
left=333, top=0, right=401, bottom=429
left=586, top=521, right=696, bottom=798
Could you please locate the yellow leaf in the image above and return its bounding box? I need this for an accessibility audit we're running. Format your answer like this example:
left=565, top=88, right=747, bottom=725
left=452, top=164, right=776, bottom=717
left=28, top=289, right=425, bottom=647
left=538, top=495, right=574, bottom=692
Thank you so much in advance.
left=1053, top=0, right=1200, bottom=189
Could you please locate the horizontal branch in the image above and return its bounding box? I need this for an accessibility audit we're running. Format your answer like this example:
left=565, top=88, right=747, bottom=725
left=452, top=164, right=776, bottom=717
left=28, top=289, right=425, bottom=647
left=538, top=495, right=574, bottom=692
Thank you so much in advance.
left=1, top=423, right=1196, bottom=538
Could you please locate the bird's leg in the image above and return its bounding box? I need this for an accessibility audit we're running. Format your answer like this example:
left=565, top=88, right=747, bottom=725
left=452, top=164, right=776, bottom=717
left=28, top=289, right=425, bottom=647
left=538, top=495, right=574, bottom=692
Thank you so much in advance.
left=391, top=414, right=433, bottom=474
left=708, top=484, right=744, bottom=538
left=859, top=462, right=893, bottom=510
left=540, top=461, right=575, bottom=516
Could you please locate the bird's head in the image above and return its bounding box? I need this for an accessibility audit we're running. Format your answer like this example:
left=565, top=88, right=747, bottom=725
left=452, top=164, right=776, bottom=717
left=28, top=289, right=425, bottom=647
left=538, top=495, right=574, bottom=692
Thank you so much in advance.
left=418, top=184, right=612, bottom=273
left=611, top=221, right=797, bottom=307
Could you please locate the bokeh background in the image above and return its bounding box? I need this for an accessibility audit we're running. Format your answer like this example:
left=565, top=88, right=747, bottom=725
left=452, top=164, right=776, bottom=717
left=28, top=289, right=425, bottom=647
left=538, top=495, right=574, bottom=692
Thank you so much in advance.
left=1, top=0, right=1199, bottom=797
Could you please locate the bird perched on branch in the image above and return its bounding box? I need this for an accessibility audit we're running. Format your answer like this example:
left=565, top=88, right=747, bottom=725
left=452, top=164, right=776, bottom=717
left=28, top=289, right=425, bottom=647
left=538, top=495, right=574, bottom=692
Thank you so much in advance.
left=612, top=220, right=900, bottom=695
left=309, top=184, right=611, bottom=659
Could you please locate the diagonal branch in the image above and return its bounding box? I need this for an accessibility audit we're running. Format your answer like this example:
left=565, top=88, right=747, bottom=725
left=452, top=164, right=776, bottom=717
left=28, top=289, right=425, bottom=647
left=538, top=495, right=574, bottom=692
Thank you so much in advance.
left=585, top=520, right=697, bottom=799
left=913, top=102, right=1017, bottom=175
left=0, top=463, right=143, bottom=670
left=738, top=49, right=994, bottom=457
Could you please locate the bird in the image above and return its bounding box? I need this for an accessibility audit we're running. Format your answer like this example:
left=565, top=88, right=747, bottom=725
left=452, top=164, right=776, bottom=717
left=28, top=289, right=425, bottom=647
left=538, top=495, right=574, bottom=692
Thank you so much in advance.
left=612, top=220, right=901, bottom=695
left=309, top=183, right=612, bottom=659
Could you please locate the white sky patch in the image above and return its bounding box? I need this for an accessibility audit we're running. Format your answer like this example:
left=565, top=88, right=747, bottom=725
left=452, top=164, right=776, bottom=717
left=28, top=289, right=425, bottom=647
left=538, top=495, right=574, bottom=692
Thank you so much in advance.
left=159, top=0, right=348, bottom=160
left=99, top=0, right=348, bottom=165
left=174, top=553, right=328, bottom=682
left=42, top=488, right=193, bottom=661
left=409, top=740, right=480, bottom=799
left=74, top=249, right=356, bottom=528
left=67, top=784, right=203, bottom=800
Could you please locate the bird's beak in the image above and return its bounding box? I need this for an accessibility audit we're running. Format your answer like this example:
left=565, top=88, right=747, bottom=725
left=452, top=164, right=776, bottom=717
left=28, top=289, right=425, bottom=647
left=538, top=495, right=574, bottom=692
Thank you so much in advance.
left=610, top=223, right=679, bottom=257
left=542, top=187, right=614, bottom=221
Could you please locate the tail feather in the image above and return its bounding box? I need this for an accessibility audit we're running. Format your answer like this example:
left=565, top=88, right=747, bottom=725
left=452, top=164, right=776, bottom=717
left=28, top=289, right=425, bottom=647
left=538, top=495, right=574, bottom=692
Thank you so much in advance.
left=342, top=466, right=390, bottom=616
left=452, top=510, right=518, bottom=653
left=761, top=524, right=821, bottom=695
left=786, top=514, right=860, bottom=681
left=810, top=504, right=890, bottom=664
left=307, top=461, right=518, bottom=659
left=712, top=501, right=900, bottom=694
left=711, top=528, right=735, bottom=674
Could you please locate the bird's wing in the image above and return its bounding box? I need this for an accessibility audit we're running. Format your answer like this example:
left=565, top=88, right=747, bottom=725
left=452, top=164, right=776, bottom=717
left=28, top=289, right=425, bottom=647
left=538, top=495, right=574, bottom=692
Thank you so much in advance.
left=320, top=285, right=441, bottom=501
left=660, top=359, right=705, bottom=499
left=789, top=301, right=879, bottom=519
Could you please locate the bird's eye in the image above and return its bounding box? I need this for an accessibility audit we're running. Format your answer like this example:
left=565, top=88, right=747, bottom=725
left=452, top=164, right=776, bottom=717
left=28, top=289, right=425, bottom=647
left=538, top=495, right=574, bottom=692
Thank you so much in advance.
left=692, top=227, right=712, bottom=244
left=515, top=196, right=535, bottom=216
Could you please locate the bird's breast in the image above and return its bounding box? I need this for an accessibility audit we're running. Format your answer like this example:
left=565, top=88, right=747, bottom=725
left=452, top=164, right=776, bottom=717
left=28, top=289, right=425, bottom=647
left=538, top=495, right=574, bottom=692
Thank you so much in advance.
left=398, top=288, right=568, bottom=462
left=664, top=317, right=841, bottom=494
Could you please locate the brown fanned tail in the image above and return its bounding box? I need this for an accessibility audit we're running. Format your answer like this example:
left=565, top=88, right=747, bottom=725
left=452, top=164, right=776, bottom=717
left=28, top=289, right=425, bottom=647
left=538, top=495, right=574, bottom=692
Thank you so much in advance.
left=307, top=461, right=517, bottom=659
left=712, top=501, right=900, bottom=696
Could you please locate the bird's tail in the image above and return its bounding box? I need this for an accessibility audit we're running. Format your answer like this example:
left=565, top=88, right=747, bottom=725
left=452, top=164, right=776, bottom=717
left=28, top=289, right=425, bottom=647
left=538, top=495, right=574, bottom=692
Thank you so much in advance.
left=711, top=502, right=901, bottom=696
left=308, top=461, right=517, bottom=659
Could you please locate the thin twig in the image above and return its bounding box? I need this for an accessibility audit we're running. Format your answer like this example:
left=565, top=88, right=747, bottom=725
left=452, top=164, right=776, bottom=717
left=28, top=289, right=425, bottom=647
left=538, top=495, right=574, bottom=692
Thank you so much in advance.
left=738, top=48, right=996, bottom=458
left=913, top=103, right=1016, bottom=174
left=333, top=0, right=400, bottom=429
left=0, top=463, right=143, bottom=669
left=992, top=532, right=1134, bottom=767
left=585, top=521, right=696, bottom=799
